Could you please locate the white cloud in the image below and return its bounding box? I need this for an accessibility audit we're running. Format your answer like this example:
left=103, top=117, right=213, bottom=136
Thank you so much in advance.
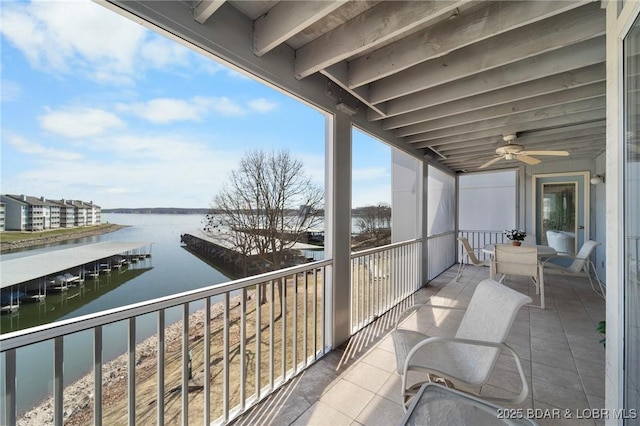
left=248, top=98, right=278, bottom=113
left=117, top=96, right=278, bottom=123
left=6, top=133, right=244, bottom=208
left=5, top=134, right=83, bottom=161
left=210, top=97, right=246, bottom=117
left=118, top=97, right=215, bottom=124
left=0, top=1, right=200, bottom=86
left=1, top=79, right=22, bottom=102
left=39, top=107, right=125, bottom=138
left=1, top=1, right=145, bottom=83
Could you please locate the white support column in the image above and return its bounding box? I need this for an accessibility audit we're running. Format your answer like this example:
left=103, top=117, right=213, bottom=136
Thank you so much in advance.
left=422, top=162, right=429, bottom=285
left=325, top=112, right=352, bottom=348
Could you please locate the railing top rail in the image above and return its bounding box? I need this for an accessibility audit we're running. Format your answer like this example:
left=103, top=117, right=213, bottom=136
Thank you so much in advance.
left=457, top=230, right=509, bottom=233
left=426, top=230, right=456, bottom=239
left=0, top=258, right=332, bottom=352
left=349, top=238, right=422, bottom=258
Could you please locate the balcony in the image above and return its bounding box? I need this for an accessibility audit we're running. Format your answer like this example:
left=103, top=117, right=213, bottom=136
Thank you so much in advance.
left=1, top=238, right=605, bottom=425
left=234, top=265, right=606, bottom=426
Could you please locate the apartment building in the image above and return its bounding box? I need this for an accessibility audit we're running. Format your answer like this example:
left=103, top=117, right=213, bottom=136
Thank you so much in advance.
left=0, top=202, right=5, bottom=232
left=0, top=195, right=101, bottom=231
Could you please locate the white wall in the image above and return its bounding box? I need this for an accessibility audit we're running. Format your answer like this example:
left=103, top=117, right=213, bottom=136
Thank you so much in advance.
left=391, top=149, right=422, bottom=242
left=458, top=170, right=517, bottom=231
left=426, top=166, right=456, bottom=236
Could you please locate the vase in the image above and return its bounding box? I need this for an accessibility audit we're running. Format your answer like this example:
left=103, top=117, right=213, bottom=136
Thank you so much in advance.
left=512, top=241, right=522, bottom=246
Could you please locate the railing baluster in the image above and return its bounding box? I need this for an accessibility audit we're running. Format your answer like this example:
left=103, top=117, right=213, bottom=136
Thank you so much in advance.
left=182, top=304, right=189, bottom=426
left=240, top=288, right=246, bottom=410
left=157, top=309, right=165, bottom=426
left=5, top=349, right=16, bottom=426
left=312, top=268, right=318, bottom=358
left=293, top=273, right=298, bottom=373
left=269, top=280, right=274, bottom=391
left=54, top=337, right=63, bottom=426
left=94, top=326, right=103, bottom=426
left=223, top=293, right=230, bottom=422
left=204, top=299, right=210, bottom=426
left=128, top=318, right=136, bottom=426
left=303, top=269, right=308, bottom=366
left=255, top=285, right=261, bottom=401
left=281, top=277, right=286, bottom=381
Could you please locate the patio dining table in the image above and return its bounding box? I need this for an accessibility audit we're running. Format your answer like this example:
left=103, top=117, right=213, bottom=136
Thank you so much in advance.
left=482, top=244, right=557, bottom=258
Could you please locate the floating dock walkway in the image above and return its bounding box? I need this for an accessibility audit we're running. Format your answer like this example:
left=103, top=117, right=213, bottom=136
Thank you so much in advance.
left=0, top=242, right=151, bottom=311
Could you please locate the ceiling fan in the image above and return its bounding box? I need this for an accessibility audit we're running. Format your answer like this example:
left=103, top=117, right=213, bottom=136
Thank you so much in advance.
left=479, top=134, right=570, bottom=169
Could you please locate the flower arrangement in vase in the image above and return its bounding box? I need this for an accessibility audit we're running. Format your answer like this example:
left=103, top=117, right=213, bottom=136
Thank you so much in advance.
left=504, top=229, right=526, bottom=246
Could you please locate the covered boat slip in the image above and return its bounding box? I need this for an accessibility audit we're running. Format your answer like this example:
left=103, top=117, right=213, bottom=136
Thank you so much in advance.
left=0, top=242, right=151, bottom=289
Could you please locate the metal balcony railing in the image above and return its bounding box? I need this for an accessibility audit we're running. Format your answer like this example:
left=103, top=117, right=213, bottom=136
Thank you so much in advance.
left=350, top=239, right=422, bottom=333
left=1, top=260, right=331, bottom=425
left=457, top=230, right=509, bottom=264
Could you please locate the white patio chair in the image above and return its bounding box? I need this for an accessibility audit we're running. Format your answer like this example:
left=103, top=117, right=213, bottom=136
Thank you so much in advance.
left=392, top=278, right=532, bottom=410
left=542, top=240, right=605, bottom=298
left=491, top=245, right=545, bottom=309
left=456, top=237, right=490, bottom=282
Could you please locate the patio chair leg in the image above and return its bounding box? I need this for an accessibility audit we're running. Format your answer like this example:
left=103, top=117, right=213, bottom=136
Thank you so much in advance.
left=456, top=261, right=465, bottom=282
left=587, top=261, right=606, bottom=298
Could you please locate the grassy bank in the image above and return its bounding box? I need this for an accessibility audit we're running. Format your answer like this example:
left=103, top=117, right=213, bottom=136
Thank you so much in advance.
left=1, top=224, right=127, bottom=252
left=1, top=224, right=117, bottom=243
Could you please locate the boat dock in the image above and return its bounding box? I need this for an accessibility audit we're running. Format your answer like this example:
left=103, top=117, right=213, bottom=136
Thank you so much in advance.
left=180, top=230, right=322, bottom=276
left=0, top=241, right=151, bottom=312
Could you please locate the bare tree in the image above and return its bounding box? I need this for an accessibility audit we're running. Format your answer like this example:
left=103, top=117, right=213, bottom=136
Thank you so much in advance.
left=204, top=149, right=323, bottom=278
left=355, top=203, right=391, bottom=246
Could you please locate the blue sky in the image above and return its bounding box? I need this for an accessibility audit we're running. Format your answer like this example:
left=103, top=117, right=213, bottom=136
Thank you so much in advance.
left=1, top=0, right=391, bottom=209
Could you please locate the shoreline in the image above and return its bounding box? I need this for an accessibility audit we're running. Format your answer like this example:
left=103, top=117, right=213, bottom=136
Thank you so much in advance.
left=0, top=224, right=128, bottom=253
left=16, top=292, right=249, bottom=425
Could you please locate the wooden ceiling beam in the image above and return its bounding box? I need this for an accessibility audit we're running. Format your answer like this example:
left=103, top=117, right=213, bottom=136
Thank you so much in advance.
left=253, top=1, right=347, bottom=56
left=408, top=109, right=606, bottom=147
left=349, top=0, right=588, bottom=88
left=369, top=3, right=604, bottom=104
left=403, top=97, right=605, bottom=141
left=370, top=41, right=605, bottom=121
left=193, top=0, right=226, bottom=24
left=381, top=67, right=605, bottom=128
left=294, top=1, right=464, bottom=79
left=393, top=83, right=605, bottom=136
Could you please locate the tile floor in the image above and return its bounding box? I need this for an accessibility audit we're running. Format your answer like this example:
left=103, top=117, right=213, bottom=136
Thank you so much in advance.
left=233, top=264, right=606, bottom=426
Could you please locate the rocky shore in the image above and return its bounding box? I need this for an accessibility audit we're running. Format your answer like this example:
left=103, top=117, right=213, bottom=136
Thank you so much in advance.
left=16, top=293, right=248, bottom=426
left=1, top=224, right=128, bottom=253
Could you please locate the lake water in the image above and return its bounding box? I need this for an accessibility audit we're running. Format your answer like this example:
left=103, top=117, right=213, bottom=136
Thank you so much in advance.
left=1, top=213, right=235, bottom=415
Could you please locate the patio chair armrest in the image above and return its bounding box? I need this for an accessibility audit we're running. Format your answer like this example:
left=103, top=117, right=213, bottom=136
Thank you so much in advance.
left=403, top=336, right=529, bottom=405
left=395, top=304, right=465, bottom=329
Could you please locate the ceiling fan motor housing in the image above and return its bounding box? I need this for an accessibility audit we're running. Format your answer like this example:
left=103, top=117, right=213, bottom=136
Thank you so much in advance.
left=496, top=144, right=524, bottom=155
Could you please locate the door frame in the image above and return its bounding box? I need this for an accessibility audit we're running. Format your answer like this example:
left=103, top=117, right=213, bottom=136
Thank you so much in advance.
left=532, top=171, right=590, bottom=251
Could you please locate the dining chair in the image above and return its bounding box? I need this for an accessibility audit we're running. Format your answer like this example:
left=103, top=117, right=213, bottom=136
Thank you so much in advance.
left=542, top=240, right=605, bottom=298
left=456, top=237, right=490, bottom=282
left=492, top=245, right=545, bottom=309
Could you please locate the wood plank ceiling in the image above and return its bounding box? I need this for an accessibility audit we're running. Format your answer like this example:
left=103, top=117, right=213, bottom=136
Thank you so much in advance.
left=166, top=1, right=607, bottom=172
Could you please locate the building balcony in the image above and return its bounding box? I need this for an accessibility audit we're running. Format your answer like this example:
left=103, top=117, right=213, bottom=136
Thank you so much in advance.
left=1, top=239, right=605, bottom=425
left=234, top=265, right=605, bottom=426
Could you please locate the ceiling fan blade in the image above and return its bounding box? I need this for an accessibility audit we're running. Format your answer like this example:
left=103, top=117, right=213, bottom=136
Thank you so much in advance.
left=520, top=150, right=569, bottom=156
left=479, top=157, right=503, bottom=169
left=517, top=154, right=542, bottom=165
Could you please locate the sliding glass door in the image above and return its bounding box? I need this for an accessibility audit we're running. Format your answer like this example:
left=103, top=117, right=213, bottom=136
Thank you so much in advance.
left=624, top=11, right=640, bottom=419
